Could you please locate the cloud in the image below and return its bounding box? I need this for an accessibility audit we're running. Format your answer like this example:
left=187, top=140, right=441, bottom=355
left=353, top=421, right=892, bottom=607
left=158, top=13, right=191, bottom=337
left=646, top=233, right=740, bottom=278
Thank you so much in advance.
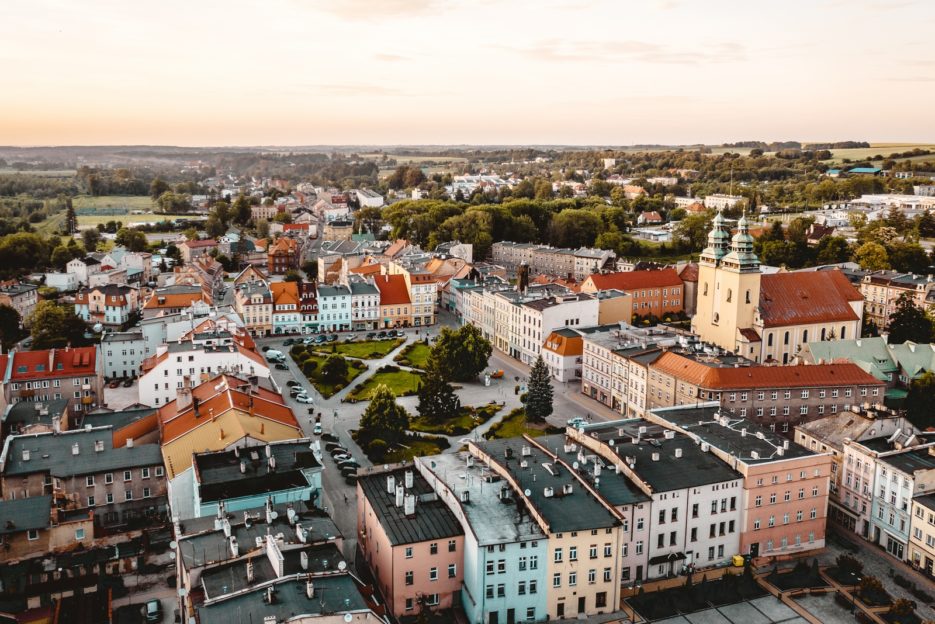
left=374, top=53, right=408, bottom=62
left=504, top=39, right=745, bottom=65
left=311, top=0, right=448, bottom=19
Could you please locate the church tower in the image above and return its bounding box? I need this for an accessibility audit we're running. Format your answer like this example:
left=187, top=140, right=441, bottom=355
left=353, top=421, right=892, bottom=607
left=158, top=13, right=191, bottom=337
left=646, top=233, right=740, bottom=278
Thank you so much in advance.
left=691, top=211, right=762, bottom=352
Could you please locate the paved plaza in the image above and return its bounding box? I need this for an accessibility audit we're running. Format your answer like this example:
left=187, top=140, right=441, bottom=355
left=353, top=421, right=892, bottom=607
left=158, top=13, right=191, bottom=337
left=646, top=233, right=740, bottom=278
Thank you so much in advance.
left=655, top=596, right=808, bottom=624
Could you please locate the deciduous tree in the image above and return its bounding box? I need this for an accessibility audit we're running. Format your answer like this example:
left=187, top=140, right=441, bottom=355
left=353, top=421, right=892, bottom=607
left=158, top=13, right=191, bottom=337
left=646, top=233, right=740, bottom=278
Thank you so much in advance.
left=417, top=368, right=460, bottom=423
left=429, top=325, right=492, bottom=382
left=359, top=384, right=408, bottom=446
left=887, top=291, right=933, bottom=344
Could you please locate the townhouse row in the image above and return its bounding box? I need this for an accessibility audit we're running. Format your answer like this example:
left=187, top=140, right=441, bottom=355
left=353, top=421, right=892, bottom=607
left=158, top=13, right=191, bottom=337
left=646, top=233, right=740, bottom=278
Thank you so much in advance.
left=357, top=402, right=832, bottom=623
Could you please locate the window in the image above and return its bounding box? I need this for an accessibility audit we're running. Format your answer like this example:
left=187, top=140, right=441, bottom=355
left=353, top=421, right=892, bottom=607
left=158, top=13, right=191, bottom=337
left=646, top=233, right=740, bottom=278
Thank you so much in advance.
left=518, top=556, right=527, bottom=571
left=518, top=580, right=526, bottom=595
left=496, top=584, right=505, bottom=597
left=603, top=567, right=612, bottom=582
left=125, top=489, right=133, bottom=501
left=569, top=546, right=578, bottom=561
left=635, top=541, right=643, bottom=554
left=86, top=476, right=94, bottom=487
left=569, top=571, right=577, bottom=587
left=497, top=560, right=505, bottom=574
left=553, top=573, right=561, bottom=588
left=589, top=545, right=598, bottom=559
left=604, top=543, right=612, bottom=557
left=588, top=569, right=596, bottom=584
left=75, top=528, right=85, bottom=540
left=88, top=495, right=95, bottom=506
left=430, top=542, right=438, bottom=555
left=554, top=548, right=563, bottom=563
left=529, top=555, right=538, bottom=569
left=429, top=567, right=438, bottom=581
left=526, top=608, right=536, bottom=621
left=405, top=571, right=414, bottom=585
left=143, top=487, right=151, bottom=498
left=486, top=560, right=494, bottom=575
left=486, top=585, right=493, bottom=599
left=755, top=495, right=762, bottom=507
left=123, top=470, right=132, bottom=482
left=448, top=539, right=456, bottom=552
left=529, top=580, right=537, bottom=594
left=405, top=547, right=413, bottom=559
left=141, top=467, right=150, bottom=479
left=106, top=492, right=114, bottom=504
left=105, top=473, right=113, bottom=484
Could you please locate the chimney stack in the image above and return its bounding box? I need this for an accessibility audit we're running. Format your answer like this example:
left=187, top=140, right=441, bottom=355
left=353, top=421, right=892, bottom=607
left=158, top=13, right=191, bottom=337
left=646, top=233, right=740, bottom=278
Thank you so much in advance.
left=177, top=376, right=193, bottom=410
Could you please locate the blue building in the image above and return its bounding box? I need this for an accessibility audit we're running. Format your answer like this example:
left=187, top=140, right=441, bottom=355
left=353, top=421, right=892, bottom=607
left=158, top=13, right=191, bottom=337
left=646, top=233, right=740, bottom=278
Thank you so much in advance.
left=418, top=453, right=548, bottom=624
left=191, top=440, right=323, bottom=518
left=316, top=284, right=351, bottom=331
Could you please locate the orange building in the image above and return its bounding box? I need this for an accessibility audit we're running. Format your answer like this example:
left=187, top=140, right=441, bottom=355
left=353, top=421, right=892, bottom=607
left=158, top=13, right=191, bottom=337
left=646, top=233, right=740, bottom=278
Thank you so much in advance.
left=267, top=237, right=299, bottom=274
left=375, top=274, right=412, bottom=328
left=580, top=268, right=684, bottom=320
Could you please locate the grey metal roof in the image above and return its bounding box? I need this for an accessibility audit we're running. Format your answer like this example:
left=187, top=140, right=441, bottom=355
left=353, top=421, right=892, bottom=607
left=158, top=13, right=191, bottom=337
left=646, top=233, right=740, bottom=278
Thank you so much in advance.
left=475, top=438, right=620, bottom=533
left=196, top=574, right=369, bottom=624
left=194, top=440, right=321, bottom=503
left=0, top=495, right=51, bottom=535
left=3, top=429, right=163, bottom=478
left=914, top=493, right=935, bottom=512
left=358, top=466, right=463, bottom=546
left=878, top=448, right=935, bottom=475
left=78, top=407, right=156, bottom=432
left=349, top=281, right=379, bottom=295
left=316, top=284, right=350, bottom=298
left=582, top=421, right=742, bottom=491
left=5, top=399, right=69, bottom=428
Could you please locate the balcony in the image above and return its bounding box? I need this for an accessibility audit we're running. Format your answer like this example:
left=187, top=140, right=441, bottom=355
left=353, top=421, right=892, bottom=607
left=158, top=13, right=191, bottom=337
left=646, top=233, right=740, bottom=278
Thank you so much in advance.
left=81, top=396, right=94, bottom=405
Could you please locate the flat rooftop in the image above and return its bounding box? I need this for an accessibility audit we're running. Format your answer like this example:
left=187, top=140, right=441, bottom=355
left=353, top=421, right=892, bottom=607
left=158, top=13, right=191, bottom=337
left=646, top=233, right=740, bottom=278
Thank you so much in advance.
left=358, top=465, right=463, bottom=546
left=419, top=453, right=544, bottom=546
left=474, top=437, right=620, bottom=533
left=651, top=405, right=815, bottom=464
left=194, top=440, right=320, bottom=503
left=581, top=420, right=741, bottom=491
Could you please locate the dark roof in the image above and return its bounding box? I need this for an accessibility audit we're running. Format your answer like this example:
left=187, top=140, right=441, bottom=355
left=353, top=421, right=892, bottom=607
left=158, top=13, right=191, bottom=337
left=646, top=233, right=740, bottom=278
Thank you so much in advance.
left=358, top=466, right=462, bottom=546
left=78, top=407, right=156, bottom=431
left=879, top=448, right=935, bottom=475
left=475, top=438, right=620, bottom=532
left=197, top=574, right=369, bottom=623
left=0, top=495, right=51, bottom=535
left=4, top=429, right=163, bottom=478
left=650, top=405, right=815, bottom=464
left=914, top=493, right=935, bottom=512
left=582, top=421, right=742, bottom=491
left=5, top=399, right=69, bottom=428
left=194, top=441, right=321, bottom=503
left=539, top=434, right=649, bottom=507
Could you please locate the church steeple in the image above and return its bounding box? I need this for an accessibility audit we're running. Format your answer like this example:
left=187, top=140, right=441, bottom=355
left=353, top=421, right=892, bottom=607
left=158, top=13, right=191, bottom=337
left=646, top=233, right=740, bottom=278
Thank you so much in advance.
left=700, top=209, right=730, bottom=265
left=721, top=211, right=760, bottom=272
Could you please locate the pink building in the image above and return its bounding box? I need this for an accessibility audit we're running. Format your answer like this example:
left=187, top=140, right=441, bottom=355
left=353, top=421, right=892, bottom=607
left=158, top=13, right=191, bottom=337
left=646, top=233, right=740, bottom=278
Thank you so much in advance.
left=357, top=465, right=464, bottom=619
left=647, top=404, right=833, bottom=562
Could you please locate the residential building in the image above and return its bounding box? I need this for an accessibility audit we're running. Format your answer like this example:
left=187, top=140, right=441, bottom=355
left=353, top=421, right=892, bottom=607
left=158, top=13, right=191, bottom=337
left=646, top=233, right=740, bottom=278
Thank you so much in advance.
left=74, top=283, right=140, bottom=328
left=100, top=330, right=146, bottom=379
left=232, top=264, right=268, bottom=288
left=646, top=350, right=885, bottom=428
left=267, top=236, right=299, bottom=274
left=869, top=442, right=935, bottom=561
left=158, top=374, right=303, bottom=518
left=250, top=201, right=284, bottom=221
left=0, top=496, right=94, bottom=561
left=4, top=346, right=103, bottom=417
left=189, top=439, right=322, bottom=518
left=416, top=453, right=547, bottom=624
left=595, top=289, right=634, bottom=325
left=142, top=285, right=211, bottom=319
left=375, top=274, right=411, bottom=329
left=580, top=269, right=684, bottom=321
left=470, top=437, right=624, bottom=618
left=2, top=398, right=69, bottom=438
left=909, top=494, right=935, bottom=577
left=0, top=282, right=38, bottom=324
left=349, top=279, right=380, bottom=331
left=860, top=271, right=935, bottom=330
left=693, top=213, right=864, bottom=363
left=573, top=248, right=616, bottom=280
left=516, top=293, right=599, bottom=365
left=356, top=188, right=385, bottom=208
left=174, top=255, right=225, bottom=297
left=645, top=404, right=833, bottom=561
left=66, top=256, right=102, bottom=286
left=637, top=211, right=664, bottom=225
left=298, top=280, right=319, bottom=333
left=542, top=328, right=584, bottom=382
left=316, top=283, right=351, bottom=331
left=358, top=465, right=465, bottom=619
left=138, top=336, right=270, bottom=407
left=388, top=261, right=436, bottom=327
left=0, top=427, right=166, bottom=529
left=43, top=271, right=79, bottom=292
left=270, top=281, right=301, bottom=335
left=795, top=405, right=916, bottom=531
left=703, top=194, right=744, bottom=210
left=233, top=281, right=273, bottom=336
left=180, top=239, right=218, bottom=264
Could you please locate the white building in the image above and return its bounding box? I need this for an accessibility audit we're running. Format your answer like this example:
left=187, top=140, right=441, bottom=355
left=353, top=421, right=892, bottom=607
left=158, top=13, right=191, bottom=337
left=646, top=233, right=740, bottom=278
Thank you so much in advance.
left=349, top=279, right=380, bottom=331
left=138, top=338, right=269, bottom=407
left=703, top=194, right=744, bottom=210
left=516, top=293, right=599, bottom=366
left=355, top=188, right=385, bottom=208
left=66, top=257, right=102, bottom=286
left=101, top=331, right=147, bottom=379
left=316, top=284, right=351, bottom=331
left=43, top=272, right=79, bottom=292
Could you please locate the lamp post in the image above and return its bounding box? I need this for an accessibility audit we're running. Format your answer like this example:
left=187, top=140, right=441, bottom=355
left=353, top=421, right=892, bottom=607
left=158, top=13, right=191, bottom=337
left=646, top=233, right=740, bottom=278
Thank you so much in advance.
left=848, top=572, right=862, bottom=612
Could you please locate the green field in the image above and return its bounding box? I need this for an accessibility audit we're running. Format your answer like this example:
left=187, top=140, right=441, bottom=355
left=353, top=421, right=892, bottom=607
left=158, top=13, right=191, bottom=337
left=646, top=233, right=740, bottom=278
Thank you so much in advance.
left=820, top=143, right=935, bottom=164
left=394, top=342, right=432, bottom=369
left=291, top=351, right=367, bottom=398
left=484, top=408, right=561, bottom=440
left=363, top=153, right=468, bottom=165
left=409, top=402, right=503, bottom=436
left=346, top=367, right=424, bottom=402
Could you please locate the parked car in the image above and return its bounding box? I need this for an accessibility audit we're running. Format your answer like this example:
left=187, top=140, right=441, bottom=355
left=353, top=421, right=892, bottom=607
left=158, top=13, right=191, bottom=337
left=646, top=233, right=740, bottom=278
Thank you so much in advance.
left=489, top=369, right=504, bottom=379
left=144, top=599, right=163, bottom=623
left=303, top=337, right=315, bottom=345
left=333, top=453, right=352, bottom=462
left=328, top=334, right=338, bottom=342
left=341, top=467, right=359, bottom=477
left=377, top=331, right=387, bottom=338
left=314, top=335, right=327, bottom=344
left=275, top=363, right=289, bottom=370
left=287, top=380, right=301, bottom=387
left=108, top=379, right=121, bottom=389
left=312, top=423, right=322, bottom=435
left=261, top=345, right=270, bottom=352
left=344, top=474, right=358, bottom=485
left=366, top=332, right=376, bottom=339
left=321, top=433, right=339, bottom=443
left=122, top=378, right=134, bottom=387
left=283, top=338, right=294, bottom=346
left=337, top=459, right=360, bottom=470
left=295, top=395, right=314, bottom=404
left=567, top=417, right=586, bottom=428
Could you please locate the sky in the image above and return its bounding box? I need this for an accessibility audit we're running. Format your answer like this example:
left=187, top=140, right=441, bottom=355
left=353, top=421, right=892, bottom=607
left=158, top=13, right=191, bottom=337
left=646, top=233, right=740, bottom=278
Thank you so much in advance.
left=1, top=0, right=934, bottom=146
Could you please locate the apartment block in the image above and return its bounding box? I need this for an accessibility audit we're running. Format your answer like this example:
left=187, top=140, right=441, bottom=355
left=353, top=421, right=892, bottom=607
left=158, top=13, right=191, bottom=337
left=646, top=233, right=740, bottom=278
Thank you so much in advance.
left=860, top=270, right=935, bottom=330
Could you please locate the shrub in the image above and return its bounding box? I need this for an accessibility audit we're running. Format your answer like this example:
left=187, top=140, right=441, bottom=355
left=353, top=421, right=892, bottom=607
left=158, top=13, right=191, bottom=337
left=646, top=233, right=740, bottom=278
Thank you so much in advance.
left=302, top=361, right=318, bottom=376
left=889, top=598, right=915, bottom=617
left=332, top=384, right=344, bottom=392
left=835, top=592, right=853, bottom=609
left=836, top=554, right=863, bottom=576
left=379, top=365, right=400, bottom=373
left=893, top=574, right=910, bottom=588
left=859, top=576, right=883, bottom=596
left=368, top=439, right=387, bottom=460
left=519, top=392, right=528, bottom=403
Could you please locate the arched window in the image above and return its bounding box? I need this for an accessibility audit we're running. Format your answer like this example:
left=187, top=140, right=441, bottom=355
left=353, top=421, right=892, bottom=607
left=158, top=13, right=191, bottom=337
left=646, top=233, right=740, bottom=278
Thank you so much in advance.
left=767, top=333, right=774, bottom=347
left=821, top=328, right=826, bottom=340
left=783, top=331, right=790, bottom=345
left=703, top=282, right=708, bottom=296
left=802, top=330, right=808, bottom=343
left=726, top=289, right=732, bottom=303
left=745, top=290, right=751, bottom=304
left=841, top=326, right=846, bottom=340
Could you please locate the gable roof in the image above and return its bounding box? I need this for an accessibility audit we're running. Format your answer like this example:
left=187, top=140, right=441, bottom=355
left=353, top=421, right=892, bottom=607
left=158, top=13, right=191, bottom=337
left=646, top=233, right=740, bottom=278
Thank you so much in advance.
left=759, top=270, right=861, bottom=328
left=0, top=496, right=52, bottom=535
left=270, top=281, right=299, bottom=306
left=9, top=347, right=97, bottom=380
left=586, top=268, right=682, bottom=291
left=678, top=263, right=699, bottom=282
left=4, top=429, right=162, bottom=478
left=375, top=274, right=411, bottom=305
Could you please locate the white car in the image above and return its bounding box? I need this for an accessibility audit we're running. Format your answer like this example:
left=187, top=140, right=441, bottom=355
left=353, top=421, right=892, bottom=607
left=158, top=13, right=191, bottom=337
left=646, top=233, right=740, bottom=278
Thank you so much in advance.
left=295, top=395, right=314, bottom=404
left=313, top=423, right=322, bottom=435
left=567, top=417, right=586, bottom=428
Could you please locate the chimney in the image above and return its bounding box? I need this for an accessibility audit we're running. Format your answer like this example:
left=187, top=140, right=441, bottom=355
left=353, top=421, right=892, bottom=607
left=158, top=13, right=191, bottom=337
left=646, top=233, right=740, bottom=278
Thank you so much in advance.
left=675, top=448, right=683, bottom=458
left=652, top=452, right=660, bottom=462
left=386, top=474, right=395, bottom=494
left=94, top=440, right=104, bottom=452
left=404, top=493, right=416, bottom=516
left=72, top=443, right=80, bottom=456
left=246, top=559, right=255, bottom=582
left=395, top=485, right=405, bottom=507
left=126, top=437, right=134, bottom=448
left=404, top=470, right=414, bottom=489
left=240, top=460, right=246, bottom=474
left=229, top=535, right=239, bottom=557
left=306, top=580, right=315, bottom=599
left=177, top=376, right=193, bottom=411
left=21, top=449, right=29, bottom=462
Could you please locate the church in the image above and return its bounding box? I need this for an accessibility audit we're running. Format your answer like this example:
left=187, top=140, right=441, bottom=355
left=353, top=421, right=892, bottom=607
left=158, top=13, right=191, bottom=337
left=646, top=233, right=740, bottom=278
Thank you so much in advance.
left=691, top=212, right=864, bottom=364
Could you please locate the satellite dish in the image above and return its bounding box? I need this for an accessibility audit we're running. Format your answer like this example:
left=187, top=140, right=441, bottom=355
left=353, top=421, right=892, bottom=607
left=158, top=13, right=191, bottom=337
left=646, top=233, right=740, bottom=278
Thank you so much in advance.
left=344, top=614, right=353, bottom=623
left=178, top=587, right=187, bottom=597
left=524, top=489, right=531, bottom=497
left=270, top=511, right=279, bottom=520
left=338, top=560, right=347, bottom=571
left=169, top=552, right=177, bottom=560
left=169, top=541, right=178, bottom=549
left=572, top=462, right=579, bottom=470
left=92, top=323, right=103, bottom=333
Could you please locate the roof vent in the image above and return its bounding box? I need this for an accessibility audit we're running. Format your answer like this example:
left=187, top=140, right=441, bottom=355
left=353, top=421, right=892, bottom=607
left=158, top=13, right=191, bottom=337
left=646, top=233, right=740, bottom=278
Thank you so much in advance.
left=404, top=494, right=416, bottom=516
left=755, top=431, right=765, bottom=440
left=664, top=430, right=675, bottom=440
left=750, top=451, right=760, bottom=460
left=240, top=460, right=246, bottom=474
left=741, top=428, right=747, bottom=437
left=94, top=440, right=104, bottom=453
left=777, top=448, right=785, bottom=457
left=701, top=442, right=710, bottom=453
left=562, top=483, right=573, bottom=495
left=652, top=452, right=660, bottom=462
left=386, top=475, right=395, bottom=493
left=404, top=470, right=414, bottom=489
left=544, top=487, right=554, bottom=498
left=21, top=449, right=29, bottom=462
left=300, top=551, right=309, bottom=571
left=229, top=535, right=239, bottom=557
left=783, top=440, right=789, bottom=450
left=126, top=437, right=134, bottom=448
left=71, top=443, right=80, bottom=456
left=460, top=490, right=470, bottom=503
left=521, top=445, right=532, bottom=457
left=675, top=448, right=683, bottom=458
left=395, top=485, right=404, bottom=508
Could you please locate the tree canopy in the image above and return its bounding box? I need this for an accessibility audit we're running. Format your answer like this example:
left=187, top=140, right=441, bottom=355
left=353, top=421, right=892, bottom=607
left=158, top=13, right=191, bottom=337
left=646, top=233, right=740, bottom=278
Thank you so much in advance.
left=429, top=324, right=492, bottom=382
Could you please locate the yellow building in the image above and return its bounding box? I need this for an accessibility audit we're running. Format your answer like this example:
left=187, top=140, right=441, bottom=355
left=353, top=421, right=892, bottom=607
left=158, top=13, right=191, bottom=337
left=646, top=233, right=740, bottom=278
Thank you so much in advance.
left=692, top=213, right=863, bottom=364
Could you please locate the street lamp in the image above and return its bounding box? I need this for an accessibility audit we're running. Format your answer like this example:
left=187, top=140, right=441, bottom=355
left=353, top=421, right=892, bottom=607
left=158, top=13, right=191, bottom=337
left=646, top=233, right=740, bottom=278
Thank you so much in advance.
left=848, top=572, right=862, bottom=612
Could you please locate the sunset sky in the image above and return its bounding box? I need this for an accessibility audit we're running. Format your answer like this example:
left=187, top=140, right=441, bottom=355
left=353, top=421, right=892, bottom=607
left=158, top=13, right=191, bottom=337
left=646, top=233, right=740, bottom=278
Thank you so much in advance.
left=1, top=0, right=933, bottom=146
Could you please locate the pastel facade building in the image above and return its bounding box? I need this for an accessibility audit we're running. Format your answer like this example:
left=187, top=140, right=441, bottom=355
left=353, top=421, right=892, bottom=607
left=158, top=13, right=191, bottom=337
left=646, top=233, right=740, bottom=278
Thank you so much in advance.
left=909, top=494, right=935, bottom=578
left=3, top=346, right=103, bottom=417
left=580, top=269, right=684, bottom=320
left=316, top=284, right=352, bottom=331
left=417, top=453, right=548, bottom=624
left=870, top=443, right=935, bottom=561
left=357, top=465, right=464, bottom=619
left=517, top=293, right=599, bottom=366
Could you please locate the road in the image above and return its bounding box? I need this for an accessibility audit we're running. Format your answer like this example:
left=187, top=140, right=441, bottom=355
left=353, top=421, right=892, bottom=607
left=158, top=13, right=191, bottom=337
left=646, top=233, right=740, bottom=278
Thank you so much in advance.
left=257, top=311, right=612, bottom=563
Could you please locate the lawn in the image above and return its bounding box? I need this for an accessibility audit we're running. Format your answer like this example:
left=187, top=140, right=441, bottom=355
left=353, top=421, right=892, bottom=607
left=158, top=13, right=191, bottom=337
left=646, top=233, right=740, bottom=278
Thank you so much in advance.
left=290, top=350, right=366, bottom=398
left=410, top=402, right=503, bottom=436
left=346, top=366, right=423, bottom=402
left=384, top=436, right=451, bottom=463
left=394, top=341, right=432, bottom=369
left=312, top=338, right=403, bottom=359
left=484, top=408, right=562, bottom=440
left=820, top=143, right=935, bottom=164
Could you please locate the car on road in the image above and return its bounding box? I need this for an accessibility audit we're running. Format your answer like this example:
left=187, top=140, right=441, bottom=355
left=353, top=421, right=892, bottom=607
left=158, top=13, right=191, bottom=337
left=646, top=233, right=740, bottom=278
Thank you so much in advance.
left=295, top=395, right=314, bottom=404
left=489, top=369, right=504, bottom=379
left=321, top=433, right=339, bottom=443
left=275, top=363, right=289, bottom=370
left=287, top=380, right=301, bottom=387
left=567, top=417, right=586, bottom=428
left=144, top=599, right=163, bottom=623
left=366, top=332, right=376, bottom=339
left=328, top=334, right=339, bottom=342
left=312, top=423, right=322, bottom=435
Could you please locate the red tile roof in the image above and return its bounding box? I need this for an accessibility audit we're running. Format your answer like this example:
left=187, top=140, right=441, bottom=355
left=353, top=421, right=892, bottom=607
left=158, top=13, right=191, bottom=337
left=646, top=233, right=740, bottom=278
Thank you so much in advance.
left=652, top=352, right=882, bottom=390
left=375, top=274, right=411, bottom=305
left=759, top=270, right=861, bottom=328
left=9, top=347, right=97, bottom=379
left=678, top=263, right=699, bottom=283
left=586, top=268, right=683, bottom=292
